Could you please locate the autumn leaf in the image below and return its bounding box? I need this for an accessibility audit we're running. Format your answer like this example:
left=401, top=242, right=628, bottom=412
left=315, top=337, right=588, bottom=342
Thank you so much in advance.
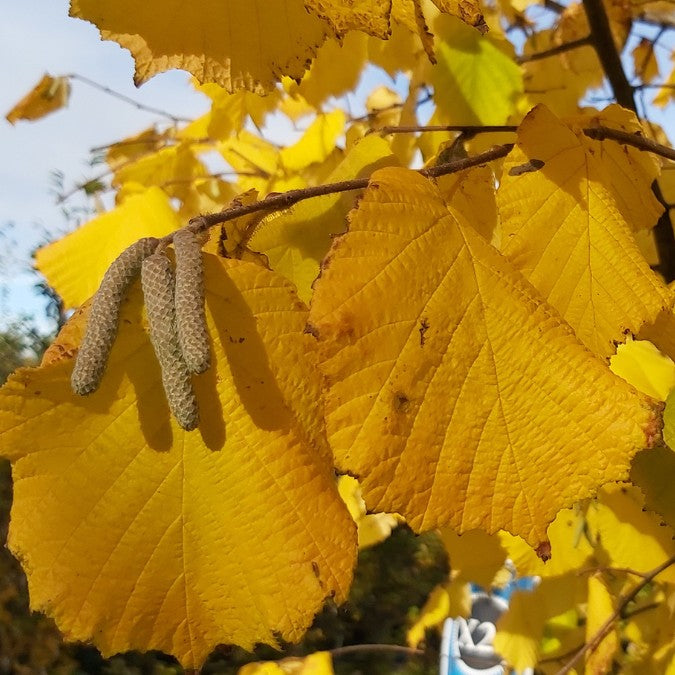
left=5, top=74, right=70, bottom=124
left=497, top=105, right=671, bottom=359
left=70, top=0, right=333, bottom=92
left=250, top=134, right=397, bottom=301
left=585, top=574, right=619, bottom=675
left=35, top=187, right=181, bottom=309
left=239, top=651, right=334, bottom=674
left=430, top=14, right=522, bottom=125
left=438, top=529, right=506, bottom=587
left=0, top=254, right=356, bottom=669
left=309, top=167, right=662, bottom=547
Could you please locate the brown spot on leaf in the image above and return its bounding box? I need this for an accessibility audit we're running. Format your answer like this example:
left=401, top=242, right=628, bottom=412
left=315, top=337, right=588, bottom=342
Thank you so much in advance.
left=419, top=318, right=429, bottom=346
left=509, top=159, right=545, bottom=176
left=394, top=392, right=410, bottom=413
left=536, top=540, right=552, bottom=561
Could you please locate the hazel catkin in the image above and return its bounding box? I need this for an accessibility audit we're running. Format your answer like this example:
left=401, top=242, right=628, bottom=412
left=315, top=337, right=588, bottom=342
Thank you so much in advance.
left=141, top=249, right=199, bottom=431
left=71, top=237, right=158, bottom=396
left=173, top=229, right=210, bottom=374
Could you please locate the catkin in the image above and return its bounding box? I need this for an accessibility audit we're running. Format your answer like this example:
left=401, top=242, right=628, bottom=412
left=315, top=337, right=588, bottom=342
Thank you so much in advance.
left=173, top=229, right=210, bottom=374
left=141, top=249, right=199, bottom=431
left=71, top=237, right=158, bottom=395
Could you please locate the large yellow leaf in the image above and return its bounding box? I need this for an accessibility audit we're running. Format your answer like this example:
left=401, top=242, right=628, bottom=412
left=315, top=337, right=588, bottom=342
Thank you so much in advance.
left=586, top=483, right=675, bottom=583
left=251, top=134, right=397, bottom=301
left=35, top=187, right=181, bottom=309
left=0, top=254, right=356, bottom=669
left=497, top=105, right=671, bottom=359
left=495, top=575, right=586, bottom=670
left=5, top=74, right=70, bottom=124
left=70, top=0, right=332, bottom=92
left=438, top=529, right=506, bottom=587
left=309, top=167, right=662, bottom=547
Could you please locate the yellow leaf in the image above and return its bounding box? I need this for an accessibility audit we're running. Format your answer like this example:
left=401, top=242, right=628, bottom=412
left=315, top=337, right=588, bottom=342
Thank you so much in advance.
left=250, top=134, right=397, bottom=302
left=188, top=84, right=282, bottom=141
left=0, top=255, right=357, bottom=669
left=337, top=476, right=401, bottom=548
left=239, top=651, right=334, bottom=675
left=35, top=188, right=181, bottom=309
left=6, top=74, right=70, bottom=124
left=631, top=445, right=675, bottom=530
left=106, top=127, right=169, bottom=168
left=284, top=32, right=368, bottom=109
left=654, top=54, right=675, bottom=107
left=70, top=0, right=332, bottom=92
left=497, top=105, right=671, bottom=359
left=632, top=37, right=660, bottom=83
left=587, top=483, right=675, bottom=583
left=435, top=165, right=498, bottom=243
left=112, top=142, right=206, bottom=204
left=280, top=111, right=346, bottom=173
left=407, top=581, right=471, bottom=647
left=309, top=167, right=662, bottom=547
left=585, top=574, right=618, bottom=675
left=499, top=506, right=594, bottom=577
left=495, top=575, right=585, bottom=670
left=610, top=339, right=675, bottom=401
left=430, top=14, right=523, bottom=125
left=438, top=529, right=506, bottom=586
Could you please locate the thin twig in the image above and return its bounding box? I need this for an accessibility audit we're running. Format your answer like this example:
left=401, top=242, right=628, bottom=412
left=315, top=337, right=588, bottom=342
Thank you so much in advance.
left=374, top=124, right=518, bottom=135
left=350, top=90, right=433, bottom=123
left=583, top=126, right=675, bottom=161
left=329, top=644, right=424, bottom=658
left=177, top=144, right=514, bottom=240
left=518, top=36, right=592, bottom=63
left=555, top=554, right=675, bottom=675
left=634, top=83, right=675, bottom=91
left=576, top=565, right=649, bottom=579
left=66, top=73, right=192, bottom=124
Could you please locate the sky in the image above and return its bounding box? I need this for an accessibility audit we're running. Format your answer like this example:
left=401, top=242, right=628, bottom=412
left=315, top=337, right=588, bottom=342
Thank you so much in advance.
left=0, top=1, right=211, bottom=331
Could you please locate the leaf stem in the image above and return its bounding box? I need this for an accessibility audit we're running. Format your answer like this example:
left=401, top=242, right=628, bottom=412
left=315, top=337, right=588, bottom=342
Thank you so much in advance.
left=374, top=124, right=518, bottom=135
left=329, top=643, right=424, bottom=658
left=66, top=73, right=193, bottom=124
left=518, top=36, right=592, bottom=64
left=555, top=554, right=675, bottom=675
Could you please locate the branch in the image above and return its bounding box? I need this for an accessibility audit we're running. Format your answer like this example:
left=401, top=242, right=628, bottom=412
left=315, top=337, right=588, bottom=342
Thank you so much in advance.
left=374, top=124, right=518, bottom=135
left=66, top=73, right=193, bottom=124
left=582, top=0, right=636, bottom=110
left=329, top=644, right=424, bottom=659
left=583, top=126, right=675, bottom=161
left=518, top=36, right=592, bottom=64
left=555, top=554, right=675, bottom=675
left=582, top=0, right=675, bottom=281
left=179, top=144, right=514, bottom=239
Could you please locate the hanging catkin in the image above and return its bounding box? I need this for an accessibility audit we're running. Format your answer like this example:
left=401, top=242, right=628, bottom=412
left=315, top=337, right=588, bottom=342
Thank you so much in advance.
left=141, top=249, right=199, bottom=431
left=173, top=229, right=210, bottom=374
left=71, top=237, right=158, bottom=396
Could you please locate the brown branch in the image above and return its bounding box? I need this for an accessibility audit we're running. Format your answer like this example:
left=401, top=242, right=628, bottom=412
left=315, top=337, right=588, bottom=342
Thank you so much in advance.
left=555, top=554, right=675, bottom=675
left=178, top=144, right=514, bottom=240
left=582, top=0, right=675, bottom=281
left=374, top=124, right=518, bottom=135
left=329, top=644, right=424, bottom=659
left=583, top=126, right=675, bottom=161
left=66, top=73, right=192, bottom=124
left=582, top=0, right=636, bottom=110
left=518, top=36, right=593, bottom=64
